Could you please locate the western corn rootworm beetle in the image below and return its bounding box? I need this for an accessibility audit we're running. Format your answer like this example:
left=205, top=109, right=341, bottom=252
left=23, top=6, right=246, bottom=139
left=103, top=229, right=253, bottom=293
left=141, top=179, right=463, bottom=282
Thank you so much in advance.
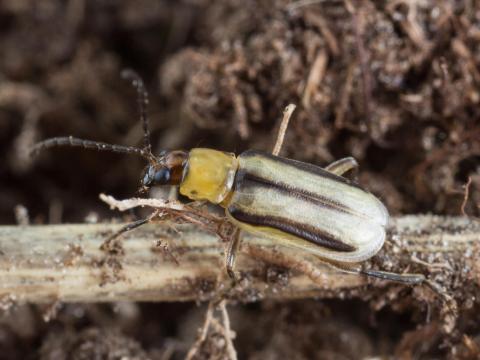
left=32, top=70, right=425, bottom=285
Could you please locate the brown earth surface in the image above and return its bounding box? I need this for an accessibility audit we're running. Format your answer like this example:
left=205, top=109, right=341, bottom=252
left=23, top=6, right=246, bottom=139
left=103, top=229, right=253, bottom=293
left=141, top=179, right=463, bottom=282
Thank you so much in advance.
left=1, top=1, right=480, bottom=359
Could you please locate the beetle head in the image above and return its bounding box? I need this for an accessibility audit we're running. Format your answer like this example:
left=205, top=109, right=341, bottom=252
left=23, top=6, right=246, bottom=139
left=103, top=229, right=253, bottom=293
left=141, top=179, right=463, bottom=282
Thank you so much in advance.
left=141, top=150, right=188, bottom=190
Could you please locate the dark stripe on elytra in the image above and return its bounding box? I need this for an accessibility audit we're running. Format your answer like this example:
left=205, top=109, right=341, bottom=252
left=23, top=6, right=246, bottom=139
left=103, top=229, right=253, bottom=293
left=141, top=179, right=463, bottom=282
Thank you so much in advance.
left=239, top=150, right=364, bottom=190
left=237, top=170, right=363, bottom=218
left=229, top=208, right=356, bottom=252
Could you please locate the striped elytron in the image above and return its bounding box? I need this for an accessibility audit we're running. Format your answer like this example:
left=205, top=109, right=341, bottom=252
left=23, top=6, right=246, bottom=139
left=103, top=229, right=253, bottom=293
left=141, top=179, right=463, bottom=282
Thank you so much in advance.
left=225, top=150, right=388, bottom=264
left=32, top=70, right=424, bottom=284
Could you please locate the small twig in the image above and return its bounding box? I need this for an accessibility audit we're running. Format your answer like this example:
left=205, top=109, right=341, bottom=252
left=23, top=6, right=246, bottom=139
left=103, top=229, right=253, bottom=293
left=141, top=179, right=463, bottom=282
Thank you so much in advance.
left=302, top=49, right=328, bottom=109
left=0, top=82, right=50, bottom=172
left=462, top=335, right=480, bottom=355
left=451, top=38, right=480, bottom=84
left=184, top=300, right=237, bottom=360
left=460, top=176, right=472, bottom=216
left=100, top=193, right=187, bottom=212
left=386, top=0, right=429, bottom=49
left=48, top=199, right=63, bottom=224
left=286, top=0, right=325, bottom=12
left=14, top=205, right=30, bottom=226
left=410, top=255, right=453, bottom=272
left=41, top=300, right=62, bottom=322
left=304, top=11, right=340, bottom=57
left=219, top=300, right=237, bottom=360
left=232, top=91, right=249, bottom=140
left=272, top=104, right=296, bottom=156
left=185, top=302, right=215, bottom=360
left=335, top=63, right=355, bottom=129
left=345, top=0, right=372, bottom=130
left=424, top=279, right=456, bottom=305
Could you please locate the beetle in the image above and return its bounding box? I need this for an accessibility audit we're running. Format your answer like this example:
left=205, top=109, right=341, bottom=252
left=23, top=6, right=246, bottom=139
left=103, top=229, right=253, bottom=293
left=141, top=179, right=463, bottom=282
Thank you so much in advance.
left=31, top=70, right=424, bottom=285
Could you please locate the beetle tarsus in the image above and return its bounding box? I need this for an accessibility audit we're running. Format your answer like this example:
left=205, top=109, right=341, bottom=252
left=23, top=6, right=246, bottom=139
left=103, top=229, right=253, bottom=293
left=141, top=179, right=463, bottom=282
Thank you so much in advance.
left=100, top=216, right=152, bottom=251
left=318, top=259, right=425, bottom=285
left=227, top=269, right=237, bottom=283
left=360, top=268, right=425, bottom=285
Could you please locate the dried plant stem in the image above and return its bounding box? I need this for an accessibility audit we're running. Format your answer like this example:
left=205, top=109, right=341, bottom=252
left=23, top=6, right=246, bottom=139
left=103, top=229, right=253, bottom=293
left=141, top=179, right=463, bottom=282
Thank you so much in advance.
left=0, top=215, right=478, bottom=303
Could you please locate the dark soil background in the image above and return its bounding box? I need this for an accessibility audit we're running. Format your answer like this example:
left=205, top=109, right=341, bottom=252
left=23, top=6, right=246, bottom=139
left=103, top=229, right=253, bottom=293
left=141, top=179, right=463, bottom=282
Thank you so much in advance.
left=1, top=1, right=480, bottom=359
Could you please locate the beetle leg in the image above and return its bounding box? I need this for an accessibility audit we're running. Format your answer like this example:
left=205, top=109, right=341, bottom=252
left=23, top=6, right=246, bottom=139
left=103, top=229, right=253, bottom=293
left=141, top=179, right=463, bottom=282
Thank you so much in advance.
left=360, top=269, right=425, bottom=284
left=319, top=258, right=425, bottom=285
left=100, top=211, right=158, bottom=251
left=325, top=157, right=358, bottom=178
left=225, top=228, right=242, bottom=282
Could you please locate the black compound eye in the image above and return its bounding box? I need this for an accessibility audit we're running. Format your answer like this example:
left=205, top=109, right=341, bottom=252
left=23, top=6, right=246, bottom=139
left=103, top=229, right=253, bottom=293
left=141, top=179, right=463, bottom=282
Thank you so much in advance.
left=154, top=168, right=170, bottom=185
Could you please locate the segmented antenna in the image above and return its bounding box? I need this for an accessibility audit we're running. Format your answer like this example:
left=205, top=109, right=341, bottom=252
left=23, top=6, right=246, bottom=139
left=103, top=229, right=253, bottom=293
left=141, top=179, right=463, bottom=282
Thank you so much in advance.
left=30, top=136, right=149, bottom=159
left=121, top=69, right=152, bottom=155
left=30, top=70, right=157, bottom=163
